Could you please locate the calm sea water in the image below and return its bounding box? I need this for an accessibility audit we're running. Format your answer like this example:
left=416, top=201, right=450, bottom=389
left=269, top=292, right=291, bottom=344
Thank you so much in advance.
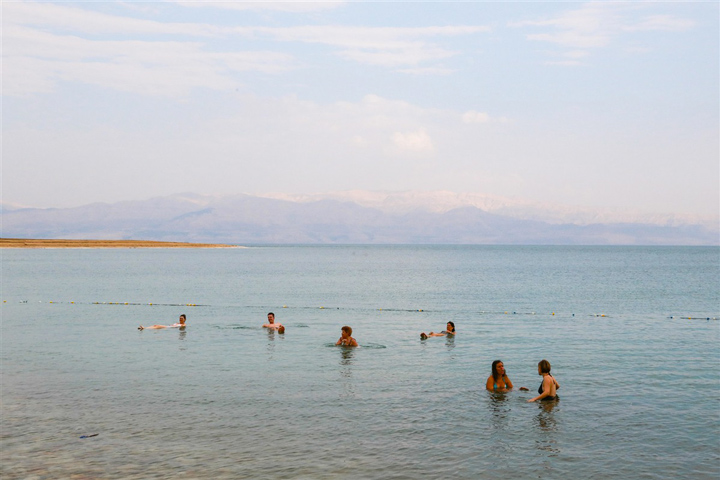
left=2, top=246, right=719, bottom=479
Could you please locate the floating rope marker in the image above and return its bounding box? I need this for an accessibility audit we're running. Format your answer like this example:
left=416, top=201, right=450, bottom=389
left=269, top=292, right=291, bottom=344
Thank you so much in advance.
left=79, top=434, right=98, bottom=439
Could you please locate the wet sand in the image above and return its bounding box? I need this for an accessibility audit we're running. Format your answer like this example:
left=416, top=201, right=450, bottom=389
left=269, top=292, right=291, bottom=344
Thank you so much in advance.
left=0, top=238, right=240, bottom=248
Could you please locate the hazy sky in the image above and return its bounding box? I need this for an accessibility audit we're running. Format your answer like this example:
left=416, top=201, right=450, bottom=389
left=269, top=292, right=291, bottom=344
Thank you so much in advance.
left=3, top=1, right=718, bottom=218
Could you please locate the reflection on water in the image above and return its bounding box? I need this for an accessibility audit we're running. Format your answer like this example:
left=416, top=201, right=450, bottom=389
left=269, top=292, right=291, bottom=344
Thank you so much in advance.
left=339, top=347, right=355, bottom=369
left=487, top=391, right=512, bottom=432
left=266, top=328, right=278, bottom=356
left=178, top=328, right=187, bottom=349
left=444, top=335, right=455, bottom=350
left=338, top=347, right=356, bottom=398
left=533, top=400, right=560, bottom=457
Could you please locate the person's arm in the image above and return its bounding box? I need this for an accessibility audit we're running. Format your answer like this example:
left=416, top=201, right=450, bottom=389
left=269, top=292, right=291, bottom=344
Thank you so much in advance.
left=336, top=337, right=343, bottom=345
left=486, top=376, right=495, bottom=391
left=552, top=376, right=560, bottom=390
left=446, top=331, right=456, bottom=335
left=528, top=376, right=552, bottom=402
left=504, top=375, right=513, bottom=389
left=349, top=338, right=358, bottom=347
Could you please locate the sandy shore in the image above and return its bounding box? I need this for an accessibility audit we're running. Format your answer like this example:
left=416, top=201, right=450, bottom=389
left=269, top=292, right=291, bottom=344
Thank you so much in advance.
left=0, top=238, right=240, bottom=248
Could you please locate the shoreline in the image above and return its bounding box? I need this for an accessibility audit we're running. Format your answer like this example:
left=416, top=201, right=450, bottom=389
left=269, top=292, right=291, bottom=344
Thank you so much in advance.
left=0, top=238, right=242, bottom=249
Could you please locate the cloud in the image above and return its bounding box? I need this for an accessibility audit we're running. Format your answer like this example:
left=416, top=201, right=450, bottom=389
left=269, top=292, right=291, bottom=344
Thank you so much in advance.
left=172, top=1, right=345, bottom=13
left=2, top=3, right=491, bottom=96
left=462, top=111, right=490, bottom=124
left=511, top=3, right=695, bottom=53
left=397, top=67, right=455, bottom=75
left=2, top=2, right=220, bottom=36
left=232, top=25, right=489, bottom=69
left=622, top=14, right=695, bottom=33
left=2, top=25, right=294, bottom=96
left=461, top=111, right=510, bottom=124
left=392, top=129, right=434, bottom=153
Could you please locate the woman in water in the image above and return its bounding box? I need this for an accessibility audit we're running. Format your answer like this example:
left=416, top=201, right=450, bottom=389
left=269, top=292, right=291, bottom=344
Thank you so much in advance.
left=420, top=321, right=455, bottom=340
left=138, top=314, right=186, bottom=330
left=528, top=359, right=560, bottom=402
left=336, top=325, right=358, bottom=347
left=486, top=360, right=514, bottom=391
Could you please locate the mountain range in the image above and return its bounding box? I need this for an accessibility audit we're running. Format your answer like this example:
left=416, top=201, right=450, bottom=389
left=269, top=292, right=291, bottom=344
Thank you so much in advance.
left=1, top=191, right=717, bottom=245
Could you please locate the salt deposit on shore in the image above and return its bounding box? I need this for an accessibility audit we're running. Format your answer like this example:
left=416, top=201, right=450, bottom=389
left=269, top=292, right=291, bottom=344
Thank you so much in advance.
left=0, top=238, right=240, bottom=248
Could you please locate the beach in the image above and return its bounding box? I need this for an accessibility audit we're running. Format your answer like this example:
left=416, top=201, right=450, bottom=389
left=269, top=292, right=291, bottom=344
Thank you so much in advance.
left=0, top=238, right=239, bottom=248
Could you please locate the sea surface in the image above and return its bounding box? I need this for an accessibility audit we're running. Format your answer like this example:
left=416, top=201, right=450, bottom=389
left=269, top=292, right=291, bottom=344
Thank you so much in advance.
left=1, top=245, right=718, bottom=479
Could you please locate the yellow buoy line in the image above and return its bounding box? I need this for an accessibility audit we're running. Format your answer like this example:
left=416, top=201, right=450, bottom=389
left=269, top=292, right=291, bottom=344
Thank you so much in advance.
left=2, top=299, right=716, bottom=319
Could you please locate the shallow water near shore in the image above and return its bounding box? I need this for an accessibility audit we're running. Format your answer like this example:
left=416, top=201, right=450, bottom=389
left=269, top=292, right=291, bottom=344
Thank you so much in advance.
left=2, top=245, right=719, bottom=479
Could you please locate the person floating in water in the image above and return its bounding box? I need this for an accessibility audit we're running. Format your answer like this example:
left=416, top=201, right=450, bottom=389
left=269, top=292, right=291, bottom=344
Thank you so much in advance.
left=486, top=360, right=514, bottom=391
left=138, top=314, right=187, bottom=330
left=336, top=325, right=358, bottom=347
left=420, top=321, right=455, bottom=340
left=528, top=359, right=560, bottom=402
left=263, top=312, right=285, bottom=334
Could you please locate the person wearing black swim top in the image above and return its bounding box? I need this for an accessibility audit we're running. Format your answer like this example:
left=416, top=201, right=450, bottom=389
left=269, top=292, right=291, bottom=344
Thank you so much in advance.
left=528, top=359, right=560, bottom=402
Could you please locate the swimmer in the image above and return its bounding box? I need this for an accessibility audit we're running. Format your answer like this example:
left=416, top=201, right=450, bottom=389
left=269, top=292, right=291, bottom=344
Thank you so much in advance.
left=528, top=359, right=560, bottom=402
left=138, top=314, right=186, bottom=330
left=263, top=312, right=285, bottom=333
left=420, top=321, right=455, bottom=340
left=486, top=360, right=514, bottom=391
left=336, top=325, right=358, bottom=347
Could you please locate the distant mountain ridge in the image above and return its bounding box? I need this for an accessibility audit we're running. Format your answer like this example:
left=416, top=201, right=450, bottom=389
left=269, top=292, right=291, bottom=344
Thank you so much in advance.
left=258, top=190, right=718, bottom=229
left=1, top=192, right=717, bottom=245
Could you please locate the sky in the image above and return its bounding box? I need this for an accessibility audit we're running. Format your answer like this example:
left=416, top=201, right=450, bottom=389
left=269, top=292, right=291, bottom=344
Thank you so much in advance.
left=2, top=0, right=718, bottom=219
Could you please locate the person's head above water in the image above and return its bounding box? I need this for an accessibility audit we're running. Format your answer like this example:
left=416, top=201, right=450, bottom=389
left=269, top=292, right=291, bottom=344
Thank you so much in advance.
left=491, top=360, right=506, bottom=380
left=341, top=325, right=352, bottom=336
left=267, top=312, right=275, bottom=324
left=446, top=321, right=455, bottom=332
left=538, top=359, right=551, bottom=374
left=179, top=314, right=186, bottom=324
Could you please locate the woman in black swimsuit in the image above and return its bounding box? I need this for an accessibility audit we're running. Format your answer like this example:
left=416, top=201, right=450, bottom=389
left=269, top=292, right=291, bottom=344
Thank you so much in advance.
left=528, top=359, right=559, bottom=402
